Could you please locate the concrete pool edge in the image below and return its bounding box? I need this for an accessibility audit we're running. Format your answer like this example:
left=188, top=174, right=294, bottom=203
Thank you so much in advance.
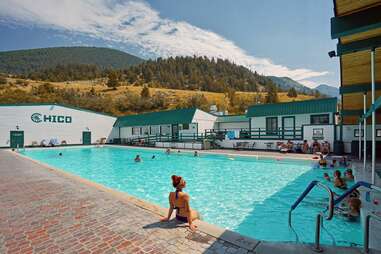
left=10, top=150, right=261, bottom=251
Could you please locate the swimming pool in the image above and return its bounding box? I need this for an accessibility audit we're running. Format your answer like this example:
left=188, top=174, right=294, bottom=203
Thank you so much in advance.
left=20, top=146, right=362, bottom=246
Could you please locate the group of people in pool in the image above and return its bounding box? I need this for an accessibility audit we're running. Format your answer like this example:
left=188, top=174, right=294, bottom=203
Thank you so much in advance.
left=317, top=155, right=361, bottom=221
left=323, top=169, right=354, bottom=189
left=133, top=149, right=199, bottom=162
left=165, top=148, right=199, bottom=157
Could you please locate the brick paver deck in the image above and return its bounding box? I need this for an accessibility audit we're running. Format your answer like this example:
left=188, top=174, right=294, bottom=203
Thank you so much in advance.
left=0, top=149, right=374, bottom=254
left=0, top=150, right=250, bottom=254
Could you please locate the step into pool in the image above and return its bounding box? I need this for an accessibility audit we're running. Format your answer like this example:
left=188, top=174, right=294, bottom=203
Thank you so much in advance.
left=20, top=146, right=362, bottom=246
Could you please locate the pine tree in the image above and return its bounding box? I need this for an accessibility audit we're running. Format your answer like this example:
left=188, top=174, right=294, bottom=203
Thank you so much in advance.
left=287, top=87, right=298, bottom=98
left=106, top=71, right=119, bottom=88
left=265, top=83, right=279, bottom=103
left=141, top=85, right=150, bottom=98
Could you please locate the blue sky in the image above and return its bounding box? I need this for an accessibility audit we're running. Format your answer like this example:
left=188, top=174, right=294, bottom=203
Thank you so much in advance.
left=0, top=0, right=339, bottom=88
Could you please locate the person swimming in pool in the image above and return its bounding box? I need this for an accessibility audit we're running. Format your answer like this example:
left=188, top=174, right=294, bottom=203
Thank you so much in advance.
left=160, top=175, right=199, bottom=231
left=323, top=173, right=331, bottom=181
left=134, top=155, right=141, bottom=162
left=151, top=155, right=156, bottom=159
left=58, top=152, right=63, bottom=156
left=194, top=151, right=198, bottom=157
left=166, top=148, right=171, bottom=155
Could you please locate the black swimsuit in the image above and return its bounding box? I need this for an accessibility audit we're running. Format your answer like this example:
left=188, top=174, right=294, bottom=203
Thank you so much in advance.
left=174, top=190, right=188, bottom=222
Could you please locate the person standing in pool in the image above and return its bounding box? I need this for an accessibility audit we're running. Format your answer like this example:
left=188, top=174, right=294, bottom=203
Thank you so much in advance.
left=161, top=175, right=199, bottom=231
left=334, top=170, right=347, bottom=189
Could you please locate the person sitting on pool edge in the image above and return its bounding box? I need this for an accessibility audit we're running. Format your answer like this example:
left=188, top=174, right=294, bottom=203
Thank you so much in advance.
left=134, top=155, right=142, bottom=162
left=301, top=140, right=309, bottom=153
left=334, top=170, right=347, bottom=189
left=160, top=175, right=199, bottom=231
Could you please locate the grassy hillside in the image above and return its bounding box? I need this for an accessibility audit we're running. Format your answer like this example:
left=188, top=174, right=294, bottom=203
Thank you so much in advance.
left=0, top=47, right=144, bottom=75
left=0, top=77, right=315, bottom=116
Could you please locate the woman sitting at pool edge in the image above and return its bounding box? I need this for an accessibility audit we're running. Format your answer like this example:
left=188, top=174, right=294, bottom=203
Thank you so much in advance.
left=160, top=175, right=199, bottom=230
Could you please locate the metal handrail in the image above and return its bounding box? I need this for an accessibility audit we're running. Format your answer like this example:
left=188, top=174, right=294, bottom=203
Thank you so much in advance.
left=364, top=212, right=381, bottom=254
left=288, top=181, right=334, bottom=252
left=289, top=181, right=334, bottom=225
left=332, top=181, right=381, bottom=207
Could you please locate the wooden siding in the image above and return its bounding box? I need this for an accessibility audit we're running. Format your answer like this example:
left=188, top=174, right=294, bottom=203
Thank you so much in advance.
left=341, top=27, right=381, bottom=44
left=335, top=0, right=381, bottom=17
left=341, top=48, right=381, bottom=86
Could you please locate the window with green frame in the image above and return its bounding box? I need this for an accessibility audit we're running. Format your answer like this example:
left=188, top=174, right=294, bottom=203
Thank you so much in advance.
left=182, top=123, right=189, bottom=130
left=266, top=117, right=278, bottom=134
left=310, top=114, right=329, bottom=125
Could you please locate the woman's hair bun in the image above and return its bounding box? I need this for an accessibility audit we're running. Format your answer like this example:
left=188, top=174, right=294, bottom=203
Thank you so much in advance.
left=171, top=175, right=181, bottom=187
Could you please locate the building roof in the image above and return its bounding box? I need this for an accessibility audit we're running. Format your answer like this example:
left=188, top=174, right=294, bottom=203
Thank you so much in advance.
left=0, top=103, right=115, bottom=118
left=114, top=108, right=197, bottom=127
left=246, top=98, right=338, bottom=117
left=215, top=115, right=248, bottom=123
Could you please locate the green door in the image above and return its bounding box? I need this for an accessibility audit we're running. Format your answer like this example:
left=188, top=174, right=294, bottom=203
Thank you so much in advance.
left=10, top=131, right=24, bottom=148
left=171, top=124, right=179, bottom=141
left=82, top=131, right=91, bottom=145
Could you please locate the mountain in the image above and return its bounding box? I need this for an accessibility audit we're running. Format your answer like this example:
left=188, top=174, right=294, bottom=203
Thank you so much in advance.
left=0, top=47, right=144, bottom=75
left=315, top=84, right=340, bottom=98
left=267, top=76, right=314, bottom=95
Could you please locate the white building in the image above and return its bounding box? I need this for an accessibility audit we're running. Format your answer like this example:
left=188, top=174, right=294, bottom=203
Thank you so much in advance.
left=217, top=98, right=338, bottom=150
left=113, top=108, right=217, bottom=145
left=0, top=103, right=117, bottom=148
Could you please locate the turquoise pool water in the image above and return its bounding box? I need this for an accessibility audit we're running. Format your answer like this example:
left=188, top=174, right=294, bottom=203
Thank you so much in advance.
left=21, top=146, right=362, bottom=246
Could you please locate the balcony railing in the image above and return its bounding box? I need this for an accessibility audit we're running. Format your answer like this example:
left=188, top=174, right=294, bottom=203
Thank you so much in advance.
left=205, top=127, right=303, bottom=140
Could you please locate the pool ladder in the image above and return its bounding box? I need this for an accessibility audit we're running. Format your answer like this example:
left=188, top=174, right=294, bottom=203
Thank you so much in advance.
left=288, top=180, right=334, bottom=252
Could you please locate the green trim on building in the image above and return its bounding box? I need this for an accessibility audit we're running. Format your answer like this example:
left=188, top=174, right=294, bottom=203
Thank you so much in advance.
left=215, top=115, right=248, bottom=123
left=0, top=103, right=115, bottom=117
left=246, top=98, right=338, bottom=118
left=337, top=36, right=381, bottom=56
left=340, top=83, right=381, bottom=94
left=114, top=108, right=197, bottom=127
left=341, top=109, right=364, bottom=116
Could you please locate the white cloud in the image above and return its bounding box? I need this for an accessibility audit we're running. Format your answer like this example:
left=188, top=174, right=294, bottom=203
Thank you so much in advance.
left=0, top=0, right=328, bottom=84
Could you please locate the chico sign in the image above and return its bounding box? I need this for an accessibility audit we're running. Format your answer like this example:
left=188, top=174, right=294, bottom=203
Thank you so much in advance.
left=31, top=113, right=72, bottom=123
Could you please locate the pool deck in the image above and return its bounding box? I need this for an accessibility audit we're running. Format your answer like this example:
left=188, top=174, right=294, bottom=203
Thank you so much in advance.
left=0, top=149, right=378, bottom=254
